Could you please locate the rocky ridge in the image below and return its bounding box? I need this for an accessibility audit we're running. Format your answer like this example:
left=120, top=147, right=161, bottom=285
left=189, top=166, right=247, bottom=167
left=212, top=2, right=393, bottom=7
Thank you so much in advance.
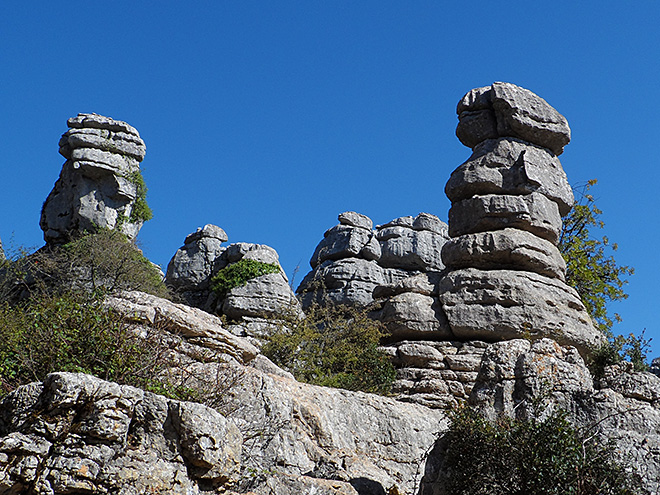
left=1, top=85, right=659, bottom=493
left=297, top=212, right=449, bottom=309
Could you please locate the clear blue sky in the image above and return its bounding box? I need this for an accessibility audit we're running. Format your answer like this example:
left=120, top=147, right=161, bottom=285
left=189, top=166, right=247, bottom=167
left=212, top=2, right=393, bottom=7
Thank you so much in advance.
left=2, top=2, right=659, bottom=359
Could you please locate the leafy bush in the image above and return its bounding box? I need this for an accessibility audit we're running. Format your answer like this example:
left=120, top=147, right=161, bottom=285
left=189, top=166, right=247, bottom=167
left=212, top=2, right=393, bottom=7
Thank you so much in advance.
left=211, top=258, right=281, bottom=299
left=441, top=405, right=644, bottom=495
left=559, top=179, right=634, bottom=334
left=124, top=170, right=153, bottom=223
left=262, top=304, right=396, bottom=394
left=0, top=293, right=174, bottom=396
left=0, top=229, right=168, bottom=301
left=589, top=330, right=652, bottom=379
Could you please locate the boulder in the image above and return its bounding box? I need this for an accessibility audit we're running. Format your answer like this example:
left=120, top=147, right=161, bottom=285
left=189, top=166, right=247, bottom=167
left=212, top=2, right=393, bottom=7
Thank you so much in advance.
left=298, top=258, right=410, bottom=307
left=310, top=224, right=380, bottom=268
left=456, top=82, right=571, bottom=155
left=448, top=192, right=562, bottom=244
left=40, top=113, right=148, bottom=244
left=165, top=224, right=228, bottom=307
left=376, top=213, right=448, bottom=271
left=441, top=228, right=566, bottom=280
left=0, top=373, right=242, bottom=494
left=445, top=137, right=574, bottom=216
left=375, top=291, right=452, bottom=340
left=436, top=268, right=605, bottom=355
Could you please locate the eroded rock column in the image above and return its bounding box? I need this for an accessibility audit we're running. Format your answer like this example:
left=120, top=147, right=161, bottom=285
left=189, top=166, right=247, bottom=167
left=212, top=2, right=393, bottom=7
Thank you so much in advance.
left=40, top=113, right=148, bottom=244
left=437, top=82, right=605, bottom=354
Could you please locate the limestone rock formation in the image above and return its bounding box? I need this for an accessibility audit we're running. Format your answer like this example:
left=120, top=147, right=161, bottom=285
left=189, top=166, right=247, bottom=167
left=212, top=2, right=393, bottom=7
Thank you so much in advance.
left=165, top=224, right=229, bottom=308
left=166, top=229, right=300, bottom=333
left=40, top=113, right=148, bottom=244
left=1, top=291, right=447, bottom=495
left=297, top=211, right=449, bottom=308
left=436, top=83, right=604, bottom=355
left=0, top=373, right=242, bottom=494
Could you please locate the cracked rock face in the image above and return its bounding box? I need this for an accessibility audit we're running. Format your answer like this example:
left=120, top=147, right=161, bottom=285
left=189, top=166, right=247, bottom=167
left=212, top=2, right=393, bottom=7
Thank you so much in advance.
left=434, top=83, right=604, bottom=355
left=297, top=211, right=448, bottom=308
left=40, top=113, right=148, bottom=244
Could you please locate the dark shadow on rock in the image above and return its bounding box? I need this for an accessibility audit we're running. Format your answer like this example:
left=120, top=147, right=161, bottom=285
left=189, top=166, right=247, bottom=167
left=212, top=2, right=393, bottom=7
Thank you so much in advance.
left=416, top=432, right=448, bottom=495
left=349, top=477, right=386, bottom=495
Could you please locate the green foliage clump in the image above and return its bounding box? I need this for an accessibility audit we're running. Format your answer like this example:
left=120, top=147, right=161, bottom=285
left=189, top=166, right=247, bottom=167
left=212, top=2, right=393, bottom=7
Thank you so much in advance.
left=124, top=170, right=153, bottom=223
left=589, top=330, right=652, bottom=379
left=211, top=259, right=281, bottom=299
left=262, top=304, right=396, bottom=395
left=559, top=179, right=633, bottom=334
left=0, top=293, right=173, bottom=396
left=441, top=406, right=644, bottom=495
left=0, top=229, right=168, bottom=301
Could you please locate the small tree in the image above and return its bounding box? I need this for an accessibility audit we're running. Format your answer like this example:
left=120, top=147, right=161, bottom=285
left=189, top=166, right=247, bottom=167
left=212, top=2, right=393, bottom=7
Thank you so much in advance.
left=559, top=179, right=633, bottom=335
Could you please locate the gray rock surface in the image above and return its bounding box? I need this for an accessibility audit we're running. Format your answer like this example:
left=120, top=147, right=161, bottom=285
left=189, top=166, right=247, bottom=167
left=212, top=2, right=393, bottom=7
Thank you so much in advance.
left=298, top=212, right=448, bottom=308
left=2, top=290, right=448, bottom=495
left=165, top=224, right=228, bottom=308
left=445, top=137, right=573, bottom=216
left=0, top=372, right=242, bottom=494
left=448, top=192, right=562, bottom=244
left=419, top=339, right=660, bottom=494
left=441, top=228, right=566, bottom=280
left=456, top=82, right=571, bottom=155
left=436, top=268, right=606, bottom=355
left=40, top=113, right=148, bottom=244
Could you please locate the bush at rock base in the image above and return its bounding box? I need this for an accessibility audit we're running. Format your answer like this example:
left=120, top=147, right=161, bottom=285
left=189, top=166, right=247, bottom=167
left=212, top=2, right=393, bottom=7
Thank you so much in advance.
left=0, top=229, right=169, bottom=301
left=441, top=405, right=645, bottom=495
left=262, top=303, right=396, bottom=394
left=0, top=293, right=176, bottom=396
left=211, top=258, right=281, bottom=299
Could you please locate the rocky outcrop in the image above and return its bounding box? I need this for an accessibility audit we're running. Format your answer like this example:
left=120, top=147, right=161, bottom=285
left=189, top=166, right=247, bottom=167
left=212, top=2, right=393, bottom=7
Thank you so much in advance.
left=436, top=83, right=604, bottom=355
left=418, top=338, right=660, bottom=495
left=40, top=113, right=148, bottom=244
left=165, top=228, right=299, bottom=331
left=165, top=224, right=229, bottom=308
left=1, top=291, right=447, bottom=495
left=297, top=212, right=448, bottom=308
left=0, top=373, right=242, bottom=494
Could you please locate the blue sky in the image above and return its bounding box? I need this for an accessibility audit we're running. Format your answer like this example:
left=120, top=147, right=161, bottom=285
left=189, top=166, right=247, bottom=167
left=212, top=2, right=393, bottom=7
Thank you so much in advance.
left=2, top=2, right=659, bottom=358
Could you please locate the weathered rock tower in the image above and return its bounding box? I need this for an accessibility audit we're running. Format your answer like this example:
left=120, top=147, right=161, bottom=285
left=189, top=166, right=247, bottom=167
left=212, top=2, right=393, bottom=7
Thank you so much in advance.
left=40, top=113, right=148, bottom=244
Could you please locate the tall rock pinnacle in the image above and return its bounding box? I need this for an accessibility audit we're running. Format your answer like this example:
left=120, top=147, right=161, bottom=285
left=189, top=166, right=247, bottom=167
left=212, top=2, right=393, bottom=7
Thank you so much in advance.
left=40, top=113, right=148, bottom=244
left=437, top=82, right=605, bottom=354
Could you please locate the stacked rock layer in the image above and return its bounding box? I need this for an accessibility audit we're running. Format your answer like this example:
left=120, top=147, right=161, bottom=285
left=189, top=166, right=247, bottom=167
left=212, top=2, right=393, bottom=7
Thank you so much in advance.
left=437, top=82, right=604, bottom=354
left=40, top=114, right=147, bottom=244
left=165, top=226, right=300, bottom=336
left=296, top=211, right=449, bottom=309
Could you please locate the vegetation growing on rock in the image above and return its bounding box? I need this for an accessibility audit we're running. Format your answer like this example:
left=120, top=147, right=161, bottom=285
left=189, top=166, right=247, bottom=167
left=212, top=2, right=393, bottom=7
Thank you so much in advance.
left=262, top=303, right=396, bottom=394
left=559, top=179, right=634, bottom=334
left=211, top=258, right=281, bottom=299
left=441, top=405, right=645, bottom=494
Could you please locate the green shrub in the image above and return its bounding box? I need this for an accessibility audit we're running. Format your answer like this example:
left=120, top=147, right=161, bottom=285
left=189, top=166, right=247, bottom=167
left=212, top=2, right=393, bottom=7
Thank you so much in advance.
left=211, top=259, right=281, bottom=299
left=262, top=304, right=396, bottom=395
left=441, top=406, right=644, bottom=495
left=0, top=229, right=169, bottom=301
left=588, top=330, right=651, bottom=379
left=0, top=293, right=174, bottom=396
left=560, top=179, right=634, bottom=334
left=124, top=170, right=153, bottom=223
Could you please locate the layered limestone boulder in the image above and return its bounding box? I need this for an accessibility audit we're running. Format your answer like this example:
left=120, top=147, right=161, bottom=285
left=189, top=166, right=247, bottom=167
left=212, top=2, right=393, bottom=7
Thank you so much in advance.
left=166, top=229, right=299, bottom=333
left=40, top=113, right=148, bottom=244
left=297, top=211, right=448, bottom=307
left=437, top=82, right=603, bottom=355
left=377, top=82, right=603, bottom=357
left=165, top=224, right=229, bottom=308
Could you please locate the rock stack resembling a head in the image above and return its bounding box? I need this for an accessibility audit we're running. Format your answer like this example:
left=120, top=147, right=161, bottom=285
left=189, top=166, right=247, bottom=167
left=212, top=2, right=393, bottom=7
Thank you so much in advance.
left=437, top=82, right=605, bottom=354
left=40, top=113, right=147, bottom=244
